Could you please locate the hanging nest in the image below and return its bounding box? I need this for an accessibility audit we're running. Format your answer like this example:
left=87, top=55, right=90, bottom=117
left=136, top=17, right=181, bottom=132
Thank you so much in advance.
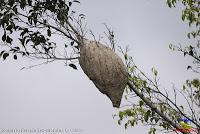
left=78, top=39, right=128, bottom=108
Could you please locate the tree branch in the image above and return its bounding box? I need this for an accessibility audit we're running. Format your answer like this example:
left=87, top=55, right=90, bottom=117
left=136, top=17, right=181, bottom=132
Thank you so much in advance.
left=16, top=11, right=80, bottom=44
left=127, top=81, right=190, bottom=134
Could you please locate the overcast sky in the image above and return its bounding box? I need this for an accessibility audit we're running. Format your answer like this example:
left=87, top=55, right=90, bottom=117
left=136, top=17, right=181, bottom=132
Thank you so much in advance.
left=0, top=0, right=198, bottom=134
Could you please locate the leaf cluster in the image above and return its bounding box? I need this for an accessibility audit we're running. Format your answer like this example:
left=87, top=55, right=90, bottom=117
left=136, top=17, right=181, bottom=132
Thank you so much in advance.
left=0, top=0, right=81, bottom=69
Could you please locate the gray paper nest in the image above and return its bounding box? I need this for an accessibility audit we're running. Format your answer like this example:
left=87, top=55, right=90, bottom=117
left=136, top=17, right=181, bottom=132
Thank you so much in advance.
left=78, top=39, right=128, bottom=108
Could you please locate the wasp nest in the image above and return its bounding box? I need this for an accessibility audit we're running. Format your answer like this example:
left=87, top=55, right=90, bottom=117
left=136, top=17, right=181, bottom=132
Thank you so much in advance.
left=79, top=39, right=128, bottom=108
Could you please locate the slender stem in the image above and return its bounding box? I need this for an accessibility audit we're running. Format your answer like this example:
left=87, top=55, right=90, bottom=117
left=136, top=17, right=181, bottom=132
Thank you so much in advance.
left=134, top=65, right=200, bottom=128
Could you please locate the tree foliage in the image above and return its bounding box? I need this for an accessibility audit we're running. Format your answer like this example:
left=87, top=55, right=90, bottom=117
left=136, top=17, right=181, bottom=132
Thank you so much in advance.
left=117, top=0, right=200, bottom=134
left=0, top=0, right=81, bottom=68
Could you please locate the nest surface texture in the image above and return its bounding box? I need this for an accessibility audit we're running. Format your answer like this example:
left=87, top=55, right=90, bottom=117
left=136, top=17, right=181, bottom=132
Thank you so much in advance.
left=79, top=39, right=128, bottom=108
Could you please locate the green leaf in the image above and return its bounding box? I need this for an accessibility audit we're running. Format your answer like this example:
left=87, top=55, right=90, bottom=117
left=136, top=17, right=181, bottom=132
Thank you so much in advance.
left=182, top=85, right=186, bottom=90
left=187, top=33, right=191, bottom=39
left=187, top=66, right=192, bottom=70
left=125, top=123, right=128, bottom=129
left=3, top=53, right=9, bottom=60
left=119, top=111, right=124, bottom=119
left=125, top=109, right=133, bottom=116
left=69, top=63, right=77, bottom=70
left=144, top=110, right=151, bottom=122
left=13, top=55, right=17, bottom=60
left=124, top=53, right=128, bottom=60
left=2, top=34, right=6, bottom=42
left=33, top=17, right=37, bottom=25
left=13, top=6, right=18, bottom=14
left=139, top=100, right=144, bottom=107
left=118, top=120, right=121, bottom=125
left=152, top=67, right=158, bottom=76
left=19, top=38, right=25, bottom=46
left=130, top=120, right=135, bottom=126
left=148, top=127, right=156, bottom=134
left=6, top=36, right=13, bottom=44
left=26, top=39, right=31, bottom=44
left=169, top=44, right=172, bottom=49
left=69, top=2, right=72, bottom=6
left=182, top=14, right=186, bottom=21
left=47, top=28, right=51, bottom=37
left=6, top=25, right=13, bottom=31
left=167, top=0, right=172, bottom=8
left=191, top=79, right=200, bottom=88
left=189, top=50, right=193, bottom=56
left=0, top=50, right=5, bottom=58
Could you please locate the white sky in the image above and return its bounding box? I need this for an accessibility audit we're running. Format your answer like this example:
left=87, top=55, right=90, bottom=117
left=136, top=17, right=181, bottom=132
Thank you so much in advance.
left=0, top=0, right=198, bottom=134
